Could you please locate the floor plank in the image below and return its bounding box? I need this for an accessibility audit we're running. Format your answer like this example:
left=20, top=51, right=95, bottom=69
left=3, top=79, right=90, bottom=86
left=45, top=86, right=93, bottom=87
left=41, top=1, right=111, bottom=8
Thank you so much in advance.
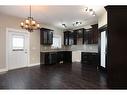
left=0, top=63, right=107, bottom=89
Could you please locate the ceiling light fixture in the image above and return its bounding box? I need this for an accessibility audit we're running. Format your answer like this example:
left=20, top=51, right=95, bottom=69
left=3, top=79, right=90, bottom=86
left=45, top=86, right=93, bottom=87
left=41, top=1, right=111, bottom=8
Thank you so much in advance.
left=62, top=24, right=67, bottom=28
left=73, top=21, right=82, bottom=26
left=84, top=7, right=89, bottom=12
left=62, top=21, right=82, bottom=28
left=20, top=5, right=40, bottom=32
left=89, top=9, right=94, bottom=15
left=84, top=7, right=96, bottom=16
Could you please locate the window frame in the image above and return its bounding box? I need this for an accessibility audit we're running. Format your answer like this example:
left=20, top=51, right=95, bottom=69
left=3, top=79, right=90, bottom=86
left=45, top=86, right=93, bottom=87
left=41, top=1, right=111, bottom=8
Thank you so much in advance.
left=51, top=35, right=62, bottom=49
left=12, top=34, right=25, bottom=51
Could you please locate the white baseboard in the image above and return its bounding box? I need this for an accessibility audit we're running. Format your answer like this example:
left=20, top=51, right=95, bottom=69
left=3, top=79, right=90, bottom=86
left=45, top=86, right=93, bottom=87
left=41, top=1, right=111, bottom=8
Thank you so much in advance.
left=0, top=68, right=8, bottom=73
left=0, top=63, right=40, bottom=73
left=28, top=63, right=40, bottom=67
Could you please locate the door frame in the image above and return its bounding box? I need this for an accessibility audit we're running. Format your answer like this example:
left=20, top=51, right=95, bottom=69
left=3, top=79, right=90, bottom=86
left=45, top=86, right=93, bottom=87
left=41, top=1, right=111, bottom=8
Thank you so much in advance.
left=98, top=24, right=107, bottom=72
left=6, top=28, right=30, bottom=70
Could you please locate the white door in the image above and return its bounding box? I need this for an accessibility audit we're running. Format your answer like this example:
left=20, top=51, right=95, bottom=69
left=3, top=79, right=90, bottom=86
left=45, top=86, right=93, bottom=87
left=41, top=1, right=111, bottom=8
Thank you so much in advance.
left=8, top=31, right=29, bottom=70
left=101, top=31, right=107, bottom=68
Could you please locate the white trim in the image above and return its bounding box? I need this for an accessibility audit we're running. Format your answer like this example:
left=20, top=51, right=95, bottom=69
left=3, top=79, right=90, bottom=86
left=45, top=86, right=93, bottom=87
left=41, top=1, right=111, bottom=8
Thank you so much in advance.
left=0, top=63, right=40, bottom=73
left=0, top=68, right=8, bottom=73
left=28, top=63, right=40, bottom=67
left=51, top=34, right=62, bottom=49
left=6, top=28, right=30, bottom=71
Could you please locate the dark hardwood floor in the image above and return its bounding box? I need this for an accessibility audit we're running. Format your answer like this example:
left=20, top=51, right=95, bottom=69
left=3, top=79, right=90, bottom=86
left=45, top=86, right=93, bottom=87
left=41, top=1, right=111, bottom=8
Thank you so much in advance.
left=0, top=63, right=107, bottom=89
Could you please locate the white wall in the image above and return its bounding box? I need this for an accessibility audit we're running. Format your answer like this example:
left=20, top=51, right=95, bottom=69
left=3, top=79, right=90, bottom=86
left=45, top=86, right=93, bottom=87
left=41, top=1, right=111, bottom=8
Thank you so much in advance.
left=0, top=9, right=107, bottom=69
left=29, top=30, right=40, bottom=64
left=98, top=10, right=107, bottom=28
left=0, top=12, right=63, bottom=70
left=0, top=13, right=22, bottom=69
left=98, top=9, right=107, bottom=68
left=40, top=24, right=63, bottom=51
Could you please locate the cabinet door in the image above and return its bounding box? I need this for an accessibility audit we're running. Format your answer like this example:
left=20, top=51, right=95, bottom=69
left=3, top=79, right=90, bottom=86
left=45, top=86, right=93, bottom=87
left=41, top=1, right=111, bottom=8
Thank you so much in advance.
left=83, top=29, right=91, bottom=44
left=48, top=31, right=53, bottom=45
left=88, top=30, right=93, bottom=44
left=40, top=30, right=48, bottom=44
left=64, top=37, right=68, bottom=45
left=83, top=25, right=98, bottom=44
left=87, top=29, right=93, bottom=44
left=63, top=51, right=72, bottom=63
left=49, top=53, right=57, bottom=64
left=40, top=31, right=47, bottom=44
left=64, top=31, right=73, bottom=45
left=40, top=28, right=53, bottom=45
left=73, top=28, right=84, bottom=45
left=91, top=24, right=98, bottom=44
left=77, top=29, right=83, bottom=38
left=73, top=31, right=77, bottom=45
left=57, top=52, right=63, bottom=63
left=44, top=31, right=48, bottom=44
left=64, top=32, right=68, bottom=45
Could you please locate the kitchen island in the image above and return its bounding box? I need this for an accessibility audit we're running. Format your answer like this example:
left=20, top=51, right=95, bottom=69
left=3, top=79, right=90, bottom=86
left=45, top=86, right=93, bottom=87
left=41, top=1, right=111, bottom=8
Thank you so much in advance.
left=40, top=50, right=72, bottom=65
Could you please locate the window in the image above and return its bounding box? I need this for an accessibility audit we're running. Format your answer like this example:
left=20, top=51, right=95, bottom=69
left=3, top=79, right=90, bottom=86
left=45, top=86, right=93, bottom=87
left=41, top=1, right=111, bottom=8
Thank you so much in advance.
left=12, top=35, right=24, bottom=50
left=52, top=35, right=61, bottom=49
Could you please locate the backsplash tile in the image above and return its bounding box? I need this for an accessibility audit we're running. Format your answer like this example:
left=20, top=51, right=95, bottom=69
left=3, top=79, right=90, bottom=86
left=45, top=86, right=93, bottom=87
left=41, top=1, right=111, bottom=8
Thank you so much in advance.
left=40, top=45, right=71, bottom=52
left=70, top=44, right=98, bottom=52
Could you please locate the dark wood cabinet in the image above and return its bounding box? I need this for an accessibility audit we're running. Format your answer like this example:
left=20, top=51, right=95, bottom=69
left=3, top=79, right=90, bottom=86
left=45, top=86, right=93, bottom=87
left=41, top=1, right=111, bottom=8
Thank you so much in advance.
left=105, top=6, right=127, bottom=88
left=40, top=52, right=57, bottom=65
left=57, top=51, right=64, bottom=63
left=83, top=24, right=98, bottom=44
left=81, top=52, right=99, bottom=65
left=40, top=51, right=72, bottom=65
left=64, top=31, right=73, bottom=45
left=83, top=29, right=92, bottom=44
left=91, top=24, right=98, bottom=44
left=40, top=28, right=53, bottom=45
left=63, top=26, right=98, bottom=45
left=73, top=28, right=84, bottom=45
left=63, top=51, right=72, bottom=63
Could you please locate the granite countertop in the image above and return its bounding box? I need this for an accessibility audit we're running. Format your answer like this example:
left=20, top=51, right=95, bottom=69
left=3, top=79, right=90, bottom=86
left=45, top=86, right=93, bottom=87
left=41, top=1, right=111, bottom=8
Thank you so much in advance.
left=40, top=50, right=72, bottom=52
left=40, top=49, right=98, bottom=53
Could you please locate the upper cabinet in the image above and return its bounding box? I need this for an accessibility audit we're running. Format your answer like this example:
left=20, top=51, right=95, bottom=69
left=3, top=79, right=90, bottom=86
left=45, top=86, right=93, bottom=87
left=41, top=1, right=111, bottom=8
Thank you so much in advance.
left=83, top=24, right=98, bottom=44
left=73, top=28, right=84, bottom=45
left=63, top=24, right=98, bottom=45
left=40, top=28, right=53, bottom=45
left=83, top=28, right=92, bottom=44
left=91, top=24, right=98, bottom=44
left=64, top=31, right=73, bottom=45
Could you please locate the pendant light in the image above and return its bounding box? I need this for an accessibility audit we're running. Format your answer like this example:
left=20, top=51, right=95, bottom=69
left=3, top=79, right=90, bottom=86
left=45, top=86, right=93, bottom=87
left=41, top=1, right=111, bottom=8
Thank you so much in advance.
left=20, top=5, right=40, bottom=32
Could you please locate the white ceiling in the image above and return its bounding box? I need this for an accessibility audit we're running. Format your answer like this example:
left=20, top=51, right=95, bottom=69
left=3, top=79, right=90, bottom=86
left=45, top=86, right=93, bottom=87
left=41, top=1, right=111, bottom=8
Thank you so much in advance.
left=0, top=5, right=105, bottom=29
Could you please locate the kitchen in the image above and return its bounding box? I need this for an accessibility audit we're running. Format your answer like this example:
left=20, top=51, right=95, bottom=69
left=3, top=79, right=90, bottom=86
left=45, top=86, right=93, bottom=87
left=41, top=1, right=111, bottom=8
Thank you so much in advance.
left=0, top=5, right=108, bottom=89
left=40, top=24, right=99, bottom=66
left=0, top=0, right=127, bottom=93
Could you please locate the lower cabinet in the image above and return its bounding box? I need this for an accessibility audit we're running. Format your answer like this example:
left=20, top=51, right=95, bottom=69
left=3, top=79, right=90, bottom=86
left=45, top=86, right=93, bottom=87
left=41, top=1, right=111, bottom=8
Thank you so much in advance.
left=40, top=51, right=72, bottom=65
left=40, top=52, right=57, bottom=65
left=81, top=52, right=99, bottom=65
left=63, top=51, right=72, bottom=63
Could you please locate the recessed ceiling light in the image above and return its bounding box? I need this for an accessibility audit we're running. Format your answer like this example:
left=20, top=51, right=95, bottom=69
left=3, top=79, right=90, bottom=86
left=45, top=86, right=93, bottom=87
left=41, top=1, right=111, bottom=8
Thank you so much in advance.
left=62, top=24, right=67, bottom=28
left=84, top=7, right=96, bottom=16
left=89, top=9, right=94, bottom=15
left=84, top=7, right=89, bottom=12
left=73, top=21, right=82, bottom=27
left=93, top=14, right=96, bottom=16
